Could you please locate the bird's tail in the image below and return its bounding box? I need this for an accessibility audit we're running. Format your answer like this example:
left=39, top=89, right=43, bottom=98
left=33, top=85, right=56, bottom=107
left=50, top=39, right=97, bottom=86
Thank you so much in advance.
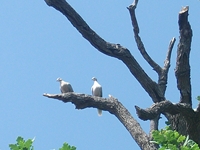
left=97, top=109, right=102, bottom=116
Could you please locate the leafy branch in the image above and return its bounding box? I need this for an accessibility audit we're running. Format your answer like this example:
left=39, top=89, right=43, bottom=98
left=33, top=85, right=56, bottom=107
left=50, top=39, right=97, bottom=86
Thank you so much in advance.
left=9, top=136, right=76, bottom=150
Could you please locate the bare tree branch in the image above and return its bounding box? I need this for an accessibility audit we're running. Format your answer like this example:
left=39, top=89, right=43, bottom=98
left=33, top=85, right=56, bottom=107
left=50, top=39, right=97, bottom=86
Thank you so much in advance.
left=43, top=92, right=157, bottom=150
left=147, top=37, right=176, bottom=135
left=158, top=37, right=176, bottom=94
left=44, top=0, right=164, bottom=103
left=164, top=38, right=176, bottom=71
left=127, top=1, right=176, bottom=97
left=127, top=2, right=162, bottom=74
left=127, top=0, right=176, bottom=137
left=175, top=6, right=192, bottom=105
left=135, top=101, right=194, bottom=121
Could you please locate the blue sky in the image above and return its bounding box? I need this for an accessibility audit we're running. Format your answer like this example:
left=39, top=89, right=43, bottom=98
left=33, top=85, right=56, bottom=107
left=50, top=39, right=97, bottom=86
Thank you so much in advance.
left=1, top=0, right=200, bottom=149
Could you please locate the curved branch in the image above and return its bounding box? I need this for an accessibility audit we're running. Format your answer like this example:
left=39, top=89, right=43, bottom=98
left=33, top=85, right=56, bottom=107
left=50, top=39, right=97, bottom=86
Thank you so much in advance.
left=175, top=6, right=192, bottom=105
left=135, top=101, right=194, bottom=121
left=164, top=38, right=176, bottom=71
left=44, top=0, right=164, bottom=102
left=43, top=92, right=157, bottom=150
left=127, top=2, right=162, bottom=74
left=158, top=37, right=176, bottom=94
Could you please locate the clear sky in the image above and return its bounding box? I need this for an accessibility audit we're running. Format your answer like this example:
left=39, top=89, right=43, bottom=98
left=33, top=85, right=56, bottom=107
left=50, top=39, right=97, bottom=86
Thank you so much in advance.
left=1, top=0, right=200, bottom=149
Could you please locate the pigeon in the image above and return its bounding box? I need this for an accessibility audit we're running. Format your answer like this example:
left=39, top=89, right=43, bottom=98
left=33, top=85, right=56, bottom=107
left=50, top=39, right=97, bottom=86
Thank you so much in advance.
left=57, top=77, right=74, bottom=93
left=91, top=77, right=102, bottom=116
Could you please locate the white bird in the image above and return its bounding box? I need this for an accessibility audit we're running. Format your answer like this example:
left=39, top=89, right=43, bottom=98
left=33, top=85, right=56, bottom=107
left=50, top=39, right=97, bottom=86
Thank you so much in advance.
left=57, top=77, right=74, bottom=93
left=91, top=77, right=102, bottom=116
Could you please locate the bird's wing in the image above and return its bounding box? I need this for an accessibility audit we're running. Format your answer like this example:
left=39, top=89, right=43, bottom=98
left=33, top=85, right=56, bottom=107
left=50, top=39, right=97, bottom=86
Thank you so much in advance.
left=61, top=82, right=73, bottom=93
left=92, top=84, right=102, bottom=97
left=61, top=84, right=68, bottom=93
left=68, top=84, right=74, bottom=92
left=99, top=86, right=102, bottom=97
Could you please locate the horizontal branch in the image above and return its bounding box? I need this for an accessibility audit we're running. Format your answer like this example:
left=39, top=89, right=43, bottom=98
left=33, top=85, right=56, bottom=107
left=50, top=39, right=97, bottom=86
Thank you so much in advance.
left=43, top=92, right=157, bottom=149
left=43, top=92, right=116, bottom=111
left=135, top=100, right=195, bottom=121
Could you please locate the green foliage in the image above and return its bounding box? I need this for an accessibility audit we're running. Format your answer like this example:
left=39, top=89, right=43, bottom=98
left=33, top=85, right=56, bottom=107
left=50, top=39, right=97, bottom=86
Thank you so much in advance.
left=196, top=96, right=200, bottom=101
left=9, top=136, right=35, bottom=150
left=59, top=142, right=76, bottom=150
left=9, top=136, right=76, bottom=150
left=152, top=126, right=200, bottom=150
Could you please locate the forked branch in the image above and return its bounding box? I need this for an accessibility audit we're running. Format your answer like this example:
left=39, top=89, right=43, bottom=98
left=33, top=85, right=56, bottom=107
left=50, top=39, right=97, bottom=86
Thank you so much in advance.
left=128, top=0, right=175, bottom=139
left=127, top=1, right=176, bottom=96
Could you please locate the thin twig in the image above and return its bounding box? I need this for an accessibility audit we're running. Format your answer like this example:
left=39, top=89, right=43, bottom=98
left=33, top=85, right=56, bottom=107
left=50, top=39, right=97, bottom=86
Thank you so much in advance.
left=127, top=1, right=162, bottom=74
left=158, top=37, right=176, bottom=94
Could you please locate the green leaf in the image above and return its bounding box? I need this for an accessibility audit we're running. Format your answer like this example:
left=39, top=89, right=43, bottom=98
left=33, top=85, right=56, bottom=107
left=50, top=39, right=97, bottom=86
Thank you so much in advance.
left=16, top=136, right=24, bottom=144
left=17, top=136, right=26, bottom=148
left=181, top=146, right=190, bottom=150
left=59, top=142, right=76, bottom=150
left=9, top=136, right=35, bottom=150
left=159, top=146, right=168, bottom=150
left=152, top=126, right=200, bottom=150
left=178, top=135, right=186, bottom=143
left=9, top=144, right=19, bottom=150
left=24, top=139, right=33, bottom=149
left=196, top=96, right=200, bottom=101
left=168, top=144, right=177, bottom=150
left=191, top=144, right=200, bottom=150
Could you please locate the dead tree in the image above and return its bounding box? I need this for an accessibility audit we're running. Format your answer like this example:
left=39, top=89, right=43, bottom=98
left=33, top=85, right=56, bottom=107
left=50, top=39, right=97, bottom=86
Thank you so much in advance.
left=43, top=0, right=197, bottom=149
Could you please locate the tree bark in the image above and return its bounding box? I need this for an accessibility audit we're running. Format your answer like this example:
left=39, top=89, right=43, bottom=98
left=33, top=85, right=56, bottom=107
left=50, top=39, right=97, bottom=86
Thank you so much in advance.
left=175, top=6, right=192, bottom=106
left=170, top=5, right=193, bottom=139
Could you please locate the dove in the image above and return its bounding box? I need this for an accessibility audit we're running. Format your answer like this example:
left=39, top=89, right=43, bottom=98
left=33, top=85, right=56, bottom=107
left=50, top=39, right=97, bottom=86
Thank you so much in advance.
left=91, top=77, right=102, bottom=116
left=57, top=77, right=73, bottom=93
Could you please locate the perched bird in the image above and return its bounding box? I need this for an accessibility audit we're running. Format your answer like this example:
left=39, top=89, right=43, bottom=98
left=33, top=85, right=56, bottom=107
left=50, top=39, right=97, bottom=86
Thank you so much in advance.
left=56, top=77, right=74, bottom=93
left=91, top=77, right=102, bottom=116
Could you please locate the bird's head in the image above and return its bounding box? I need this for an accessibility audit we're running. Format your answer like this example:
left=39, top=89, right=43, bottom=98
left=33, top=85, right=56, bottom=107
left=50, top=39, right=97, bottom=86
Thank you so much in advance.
left=92, top=77, right=97, bottom=81
left=56, top=77, right=62, bottom=82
